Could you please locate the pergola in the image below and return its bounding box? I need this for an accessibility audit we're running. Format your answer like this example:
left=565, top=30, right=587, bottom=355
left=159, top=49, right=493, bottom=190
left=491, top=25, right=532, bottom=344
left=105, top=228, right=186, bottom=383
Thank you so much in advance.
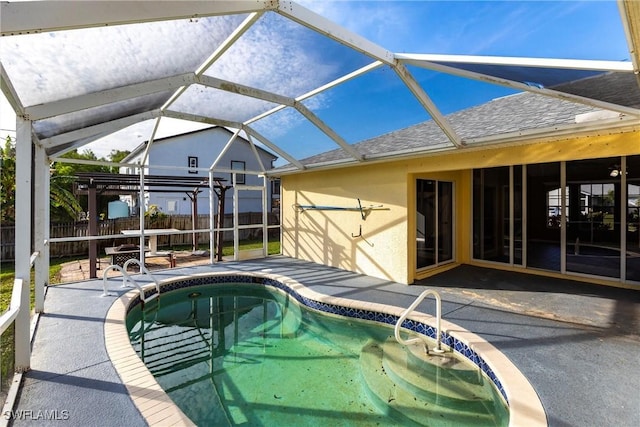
left=1, top=1, right=640, bottom=371
left=73, top=172, right=231, bottom=277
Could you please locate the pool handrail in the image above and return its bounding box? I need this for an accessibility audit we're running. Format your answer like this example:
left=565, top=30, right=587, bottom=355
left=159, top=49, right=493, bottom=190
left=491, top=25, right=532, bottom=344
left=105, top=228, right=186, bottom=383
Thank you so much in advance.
left=102, top=259, right=160, bottom=304
left=394, top=289, right=444, bottom=353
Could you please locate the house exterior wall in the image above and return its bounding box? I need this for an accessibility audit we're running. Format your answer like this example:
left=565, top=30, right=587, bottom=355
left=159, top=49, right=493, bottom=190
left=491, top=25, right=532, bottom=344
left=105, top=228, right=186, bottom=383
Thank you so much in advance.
left=282, top=161, right=411, bottom=283
left=281, top=127, right=640, bottom=286
left=126, top=128, right=276, bottom=215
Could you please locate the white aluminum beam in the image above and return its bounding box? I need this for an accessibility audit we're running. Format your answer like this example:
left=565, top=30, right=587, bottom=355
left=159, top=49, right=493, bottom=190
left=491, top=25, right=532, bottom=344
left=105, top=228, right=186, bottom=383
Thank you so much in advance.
left=399, top=55, right=640, bottom=116
left=211, top=128, right=242, bottom=169
left=196, top=12, right=263, bottom=76
left=1, top=1, right=273, bottom=36
left=294, top=102, right=363, bottom=161
left=41, top=110, right=161, bottom=149
left=246, top=133, right=267, bottom=173
left=618, top=0, right=640, bottom=86
left=25, top=73, right=195, bottom=121
left=197, top=75, right=294, bottom=106
left=243, top=125, right=305, bottom=170
left=393, top=62, right=464, bottom=148
left=141, top=117, right=162, bottom=165
left=14, top=117, right=32, bottom=371
left=1, top=63, right=25, bottom=117
left=33, top=143, right=49, bottom=313
left=277, top=1, right=395, bottom=65
left=46, top=131, right=113, bottom=157
left=395, top=53, right=634, bottom=72
left=244, top=60, right=384, bottom=125
left=162, top=110, right=243, bottom=129
left=298, top=61, right=385, bottom=102
left=197, top=75, right=363, bottom=161
left=162, top=12, right=263, bottom=113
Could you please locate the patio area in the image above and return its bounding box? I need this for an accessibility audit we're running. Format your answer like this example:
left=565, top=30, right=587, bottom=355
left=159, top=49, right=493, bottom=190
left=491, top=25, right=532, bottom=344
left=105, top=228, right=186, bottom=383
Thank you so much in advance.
left=5, top=257, right=639, bottom=426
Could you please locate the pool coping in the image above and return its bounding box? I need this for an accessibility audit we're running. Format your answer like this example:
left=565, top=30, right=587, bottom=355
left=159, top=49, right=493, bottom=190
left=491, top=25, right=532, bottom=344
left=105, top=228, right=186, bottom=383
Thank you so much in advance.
left=105, top=270, right=547, bottom=427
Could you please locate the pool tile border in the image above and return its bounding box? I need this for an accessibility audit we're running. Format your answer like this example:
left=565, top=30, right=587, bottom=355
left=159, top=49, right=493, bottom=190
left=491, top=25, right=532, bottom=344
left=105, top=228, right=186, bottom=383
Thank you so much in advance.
left=107, top=271, right=547, bottom=427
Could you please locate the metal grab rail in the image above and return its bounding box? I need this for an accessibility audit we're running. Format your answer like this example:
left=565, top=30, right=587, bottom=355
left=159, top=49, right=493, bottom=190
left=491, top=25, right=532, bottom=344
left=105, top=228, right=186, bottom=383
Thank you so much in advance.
left=101, top=259, right=160, bottom=304
left=394, top=289, right=444, bottom=354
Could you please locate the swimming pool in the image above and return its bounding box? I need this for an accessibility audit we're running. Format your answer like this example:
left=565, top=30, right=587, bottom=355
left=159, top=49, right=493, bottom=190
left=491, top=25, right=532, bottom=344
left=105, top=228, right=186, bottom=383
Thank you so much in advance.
left=126, top=283, right=509, bottom=426
left=105, top=271, right=546, bottom=426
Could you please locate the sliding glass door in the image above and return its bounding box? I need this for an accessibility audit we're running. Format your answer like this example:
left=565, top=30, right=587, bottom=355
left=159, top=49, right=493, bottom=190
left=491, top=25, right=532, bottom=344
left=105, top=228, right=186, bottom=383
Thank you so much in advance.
left=416, top=179, right=453, bottom=270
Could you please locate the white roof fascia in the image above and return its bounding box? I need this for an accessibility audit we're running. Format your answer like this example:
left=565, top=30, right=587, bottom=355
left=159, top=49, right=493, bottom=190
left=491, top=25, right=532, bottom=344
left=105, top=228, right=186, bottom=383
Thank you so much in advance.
left=243, top=125, right=305, bottom=170
left=41, top=109, right=160, bottom=149
left=210, top=128, right=242, bottom=170
left=294, top=102, right=364, bottom=161
left=244, top=61, right=384, bottom=125
left=195, top=12, right=263, bottom=76
left=196, top=75, right=294, bottom=106
left=276, top=1, right=395, bottom=65
left=25, top=73, right=196, bottom=121
left=399, top=56, right=640, bottom=116
left=464, top=116, right=640, bottom=146
left=393, top=62, right=464, bottom=148
left=0, top=1, right=273, bottom=36
left=395, top=53, right=634, bottom=72
left=161, top=110, right=243, bottom=129
left=246, top=133, right=267, bottom=173
left=1, top=63, right=25, bottom=116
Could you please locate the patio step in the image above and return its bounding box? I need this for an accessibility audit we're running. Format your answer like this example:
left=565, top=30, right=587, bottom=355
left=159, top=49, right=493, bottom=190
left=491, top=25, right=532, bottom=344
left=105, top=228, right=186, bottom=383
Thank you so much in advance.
left=359, top=339, right=502, bottom=426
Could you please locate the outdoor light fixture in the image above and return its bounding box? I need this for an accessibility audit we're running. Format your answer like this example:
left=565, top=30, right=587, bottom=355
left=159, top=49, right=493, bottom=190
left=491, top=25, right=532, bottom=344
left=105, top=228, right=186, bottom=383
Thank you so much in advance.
left=608, top=164, right=627, bottom=177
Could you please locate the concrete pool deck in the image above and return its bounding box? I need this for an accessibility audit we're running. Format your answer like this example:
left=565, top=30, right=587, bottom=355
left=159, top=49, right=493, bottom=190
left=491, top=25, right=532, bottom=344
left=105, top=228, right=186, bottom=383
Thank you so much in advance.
left=6, top=257, right=640, bottom=426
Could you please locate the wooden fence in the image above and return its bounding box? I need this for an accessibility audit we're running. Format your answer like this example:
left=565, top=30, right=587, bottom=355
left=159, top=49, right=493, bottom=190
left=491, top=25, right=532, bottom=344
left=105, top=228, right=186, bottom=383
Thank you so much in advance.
left=0, top=213, right=280, bottom=261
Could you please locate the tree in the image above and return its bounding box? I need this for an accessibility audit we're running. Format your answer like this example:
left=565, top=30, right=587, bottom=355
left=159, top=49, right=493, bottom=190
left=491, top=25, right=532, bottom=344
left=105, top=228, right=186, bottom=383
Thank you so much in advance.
left=50, top=149, right=115, bottom=222
left=108, top=149, right=130, bottom=169
left=0, top=135, right=16, bottom=222
left=1, top=142, right=123, bottom=223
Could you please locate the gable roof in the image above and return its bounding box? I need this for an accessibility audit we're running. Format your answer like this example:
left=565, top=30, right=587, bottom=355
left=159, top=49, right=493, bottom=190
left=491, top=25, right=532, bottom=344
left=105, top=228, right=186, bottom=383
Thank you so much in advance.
left=275, top=90, right=630, bottom=171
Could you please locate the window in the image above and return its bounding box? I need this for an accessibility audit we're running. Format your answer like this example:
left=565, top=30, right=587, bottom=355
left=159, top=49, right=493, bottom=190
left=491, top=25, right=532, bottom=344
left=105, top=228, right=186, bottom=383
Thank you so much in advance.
left=271, top=179, right=280, bottom=195
left=231, top=160, right=245, bottom=184
left=546, top=187, right=568, bottom=228
left=188, top=156, right=198, bottom=174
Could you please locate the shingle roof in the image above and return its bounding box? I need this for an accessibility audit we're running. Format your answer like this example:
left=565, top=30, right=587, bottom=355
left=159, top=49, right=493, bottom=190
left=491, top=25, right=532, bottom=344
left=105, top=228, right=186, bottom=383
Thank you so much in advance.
left=283, top=91, right=607, bottom=169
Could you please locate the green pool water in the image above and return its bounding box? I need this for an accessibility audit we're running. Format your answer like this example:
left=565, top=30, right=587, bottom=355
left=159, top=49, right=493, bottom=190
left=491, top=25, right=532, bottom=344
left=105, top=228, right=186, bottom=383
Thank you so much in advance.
left=126, top=284, right=508, bottom=426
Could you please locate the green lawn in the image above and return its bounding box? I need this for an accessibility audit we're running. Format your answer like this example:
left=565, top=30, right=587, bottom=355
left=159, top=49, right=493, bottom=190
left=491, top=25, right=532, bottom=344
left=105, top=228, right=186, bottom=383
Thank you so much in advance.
left=174, top=239, right=281, bottom=256
left=0, top=258, right=69, bottom=313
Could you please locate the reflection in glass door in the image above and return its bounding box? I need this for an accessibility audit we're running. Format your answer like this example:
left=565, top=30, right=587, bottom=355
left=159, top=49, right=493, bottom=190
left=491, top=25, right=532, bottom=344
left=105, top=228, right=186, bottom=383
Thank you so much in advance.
left=626, top=155, right=640, bottom=282
left=416, top=179, right=453, bottom=269
left=566, top=158, right=620, bottom=278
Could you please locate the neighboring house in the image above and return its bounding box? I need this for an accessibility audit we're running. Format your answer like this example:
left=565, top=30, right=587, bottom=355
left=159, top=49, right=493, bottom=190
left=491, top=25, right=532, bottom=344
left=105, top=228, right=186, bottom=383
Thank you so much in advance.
left=276, top=91, right=640, bottom=288
left=120, top=127, right=279, bottom=216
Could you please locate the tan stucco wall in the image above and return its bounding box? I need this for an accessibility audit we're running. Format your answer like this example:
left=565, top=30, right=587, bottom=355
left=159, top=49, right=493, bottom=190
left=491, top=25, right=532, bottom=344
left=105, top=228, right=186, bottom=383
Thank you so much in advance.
left=281, top=127, right=640, bottom=285
left=282, top=162, right=411, bottom=283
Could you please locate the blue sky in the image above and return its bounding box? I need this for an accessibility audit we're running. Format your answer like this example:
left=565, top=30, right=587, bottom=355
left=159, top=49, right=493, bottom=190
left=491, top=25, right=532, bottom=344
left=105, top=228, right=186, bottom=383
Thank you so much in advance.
left=0, top=1, right=631, bottom=162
